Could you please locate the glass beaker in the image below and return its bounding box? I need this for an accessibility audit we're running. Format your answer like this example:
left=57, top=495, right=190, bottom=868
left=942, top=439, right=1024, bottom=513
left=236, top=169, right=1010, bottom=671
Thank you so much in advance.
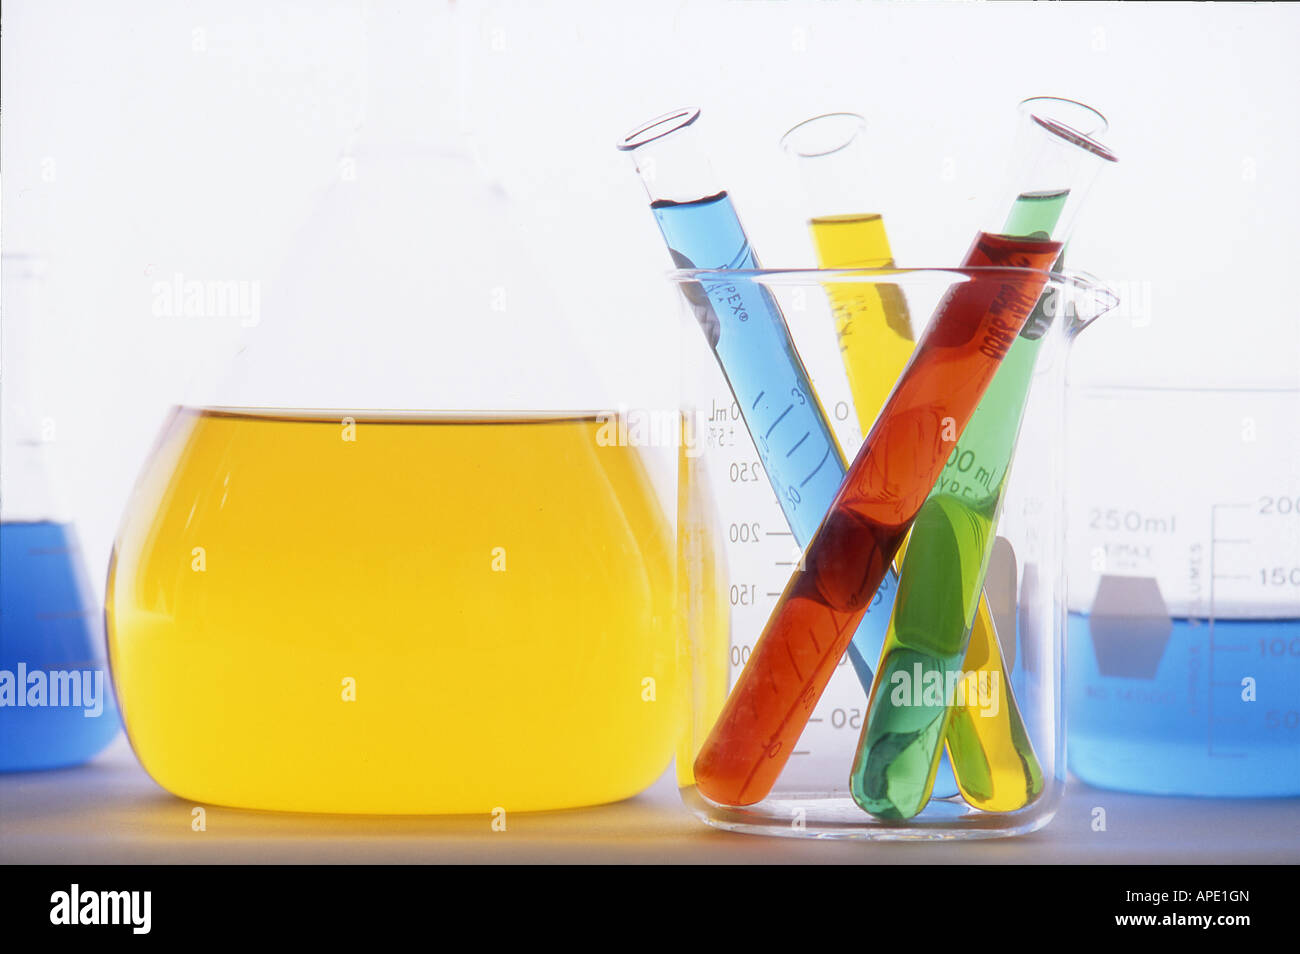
left=1065, top=385, right=1300, bottom=796
left=675, top=266, right=1117, bottom=838
left=1, top=254, right=121, bottom=770
left=104, top=5, right=680, bottom=814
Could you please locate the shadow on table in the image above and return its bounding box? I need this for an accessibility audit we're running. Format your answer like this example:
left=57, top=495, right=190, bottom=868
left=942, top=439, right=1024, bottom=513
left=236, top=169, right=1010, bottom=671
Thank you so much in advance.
left=0, top=747, right=734, bottom=862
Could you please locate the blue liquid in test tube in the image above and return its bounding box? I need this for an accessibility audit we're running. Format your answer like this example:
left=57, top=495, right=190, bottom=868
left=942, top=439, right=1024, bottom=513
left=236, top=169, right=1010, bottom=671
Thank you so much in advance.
left=651, top=191, right=844, bottom=542
left=620, top=110, right=959, bottom=796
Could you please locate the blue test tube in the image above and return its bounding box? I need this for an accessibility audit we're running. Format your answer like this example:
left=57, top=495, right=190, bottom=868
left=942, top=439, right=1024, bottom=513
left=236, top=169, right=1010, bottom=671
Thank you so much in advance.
left=618, top=108, right=959, bottom=797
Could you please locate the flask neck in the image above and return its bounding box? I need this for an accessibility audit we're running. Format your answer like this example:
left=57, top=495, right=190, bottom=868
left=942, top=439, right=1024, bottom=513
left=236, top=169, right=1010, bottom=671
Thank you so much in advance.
left=349, top=1, right=473, bottom=155
left=0, top=255, right=59, bottom=521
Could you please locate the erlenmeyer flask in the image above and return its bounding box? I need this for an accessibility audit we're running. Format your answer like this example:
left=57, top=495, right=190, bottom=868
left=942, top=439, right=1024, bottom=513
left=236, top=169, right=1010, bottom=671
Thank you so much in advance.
left=106, top=4, right=679, bottom=814
left=1, top=255, right=121, bottom=770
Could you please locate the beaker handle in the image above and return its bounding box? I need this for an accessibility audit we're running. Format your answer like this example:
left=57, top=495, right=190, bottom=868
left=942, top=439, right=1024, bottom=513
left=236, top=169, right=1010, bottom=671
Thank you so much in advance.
left=1063, top=269, right=1120, bottom=338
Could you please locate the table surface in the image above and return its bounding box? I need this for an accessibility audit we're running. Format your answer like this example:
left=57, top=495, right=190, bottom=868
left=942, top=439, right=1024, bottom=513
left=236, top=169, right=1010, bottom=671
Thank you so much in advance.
left=3, top=738, right=1297, bottom=864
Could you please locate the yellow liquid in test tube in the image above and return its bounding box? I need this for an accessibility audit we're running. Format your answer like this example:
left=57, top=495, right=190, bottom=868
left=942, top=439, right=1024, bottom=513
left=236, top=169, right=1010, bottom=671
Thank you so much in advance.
left=809, top=213, right=915, bottom=433
left=809, top=214, right=1036, bottom=812
left=107, top=408, right=678, bottom=814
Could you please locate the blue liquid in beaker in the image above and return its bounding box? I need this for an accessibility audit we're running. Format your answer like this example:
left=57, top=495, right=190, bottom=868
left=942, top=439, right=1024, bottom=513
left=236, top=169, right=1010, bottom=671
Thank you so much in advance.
left=1067, top=611, right=1300, bottom=796
left=1, top=520, right=120, bottom=771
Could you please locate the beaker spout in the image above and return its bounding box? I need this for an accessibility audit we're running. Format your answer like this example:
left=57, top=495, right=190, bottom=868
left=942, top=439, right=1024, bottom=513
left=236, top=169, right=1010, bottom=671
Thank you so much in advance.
left=1060, top=270, right=1122, bottom=339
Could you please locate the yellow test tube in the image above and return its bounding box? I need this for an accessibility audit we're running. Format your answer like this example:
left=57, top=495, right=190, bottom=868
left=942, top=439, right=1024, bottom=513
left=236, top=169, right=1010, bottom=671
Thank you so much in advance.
left=785, top=112, right=1042, bottom=812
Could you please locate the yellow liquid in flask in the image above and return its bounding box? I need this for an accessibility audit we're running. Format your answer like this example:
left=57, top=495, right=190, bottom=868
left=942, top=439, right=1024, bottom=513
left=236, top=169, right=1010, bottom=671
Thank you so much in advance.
left=107, top=408, right=678, bottom=814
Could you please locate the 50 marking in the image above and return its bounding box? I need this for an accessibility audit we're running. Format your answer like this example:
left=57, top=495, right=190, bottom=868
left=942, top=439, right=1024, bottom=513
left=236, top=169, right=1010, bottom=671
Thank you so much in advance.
left=1266, top=710, right=1299, bottom=730
left=830, top=708, right=863, bottom=730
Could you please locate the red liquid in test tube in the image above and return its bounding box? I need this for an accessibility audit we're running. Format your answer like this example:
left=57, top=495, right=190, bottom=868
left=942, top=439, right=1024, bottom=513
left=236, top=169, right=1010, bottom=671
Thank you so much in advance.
left=693, top=231, right=1063, bottom=807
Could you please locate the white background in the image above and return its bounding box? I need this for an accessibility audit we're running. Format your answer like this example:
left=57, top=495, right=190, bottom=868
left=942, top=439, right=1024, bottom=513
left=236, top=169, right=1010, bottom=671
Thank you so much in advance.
left=3, top=0, right=1298, bottom=579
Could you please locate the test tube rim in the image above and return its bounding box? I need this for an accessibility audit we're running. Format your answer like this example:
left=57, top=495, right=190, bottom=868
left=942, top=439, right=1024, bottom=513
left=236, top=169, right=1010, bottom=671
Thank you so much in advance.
left=1017, top=96, right=1109, bottom=136
left=779, top=111, right=868, bottom=159
left=1031, top=115, right=1119, bottom=163
left=615, top=107, right=702, bottom=151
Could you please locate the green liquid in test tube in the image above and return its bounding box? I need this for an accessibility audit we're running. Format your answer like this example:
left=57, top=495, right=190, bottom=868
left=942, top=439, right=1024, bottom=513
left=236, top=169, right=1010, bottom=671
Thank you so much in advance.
left=849, top=190, right=1068, bottom=818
